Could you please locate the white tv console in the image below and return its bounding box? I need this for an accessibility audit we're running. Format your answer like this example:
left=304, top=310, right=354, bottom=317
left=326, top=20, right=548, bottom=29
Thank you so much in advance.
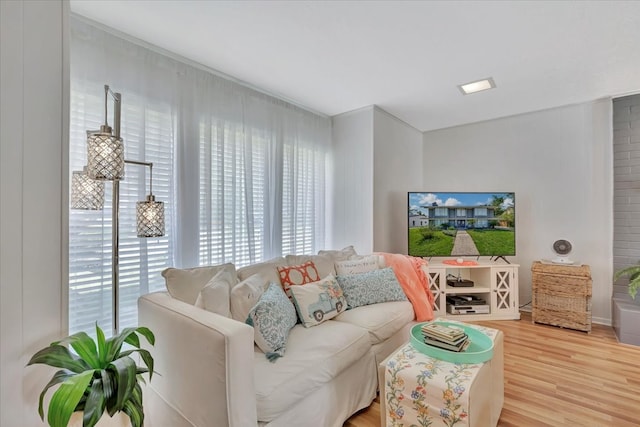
left=426, top=260, right=520, bottom=321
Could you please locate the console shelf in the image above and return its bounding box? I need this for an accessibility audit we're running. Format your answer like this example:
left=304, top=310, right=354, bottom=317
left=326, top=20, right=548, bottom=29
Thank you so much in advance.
left=427, top=260, right=520, bottom=321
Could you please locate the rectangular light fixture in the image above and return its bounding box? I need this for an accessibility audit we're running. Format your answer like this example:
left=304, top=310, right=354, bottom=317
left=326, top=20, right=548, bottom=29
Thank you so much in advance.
left=458, top=77, right=496, bottom=95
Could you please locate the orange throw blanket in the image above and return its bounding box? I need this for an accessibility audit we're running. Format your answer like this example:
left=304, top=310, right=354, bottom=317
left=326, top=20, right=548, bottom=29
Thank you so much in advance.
left=378, top=253, right=434, bottom=321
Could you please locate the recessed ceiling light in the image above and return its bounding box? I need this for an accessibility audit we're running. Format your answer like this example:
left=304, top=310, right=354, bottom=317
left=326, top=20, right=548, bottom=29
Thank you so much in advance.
left=458, top=78, right=496, bottom=95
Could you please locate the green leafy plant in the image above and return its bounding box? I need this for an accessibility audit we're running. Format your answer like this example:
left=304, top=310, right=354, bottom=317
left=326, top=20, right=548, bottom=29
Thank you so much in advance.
left=613, top=264, right=640, bottom=299
left=27, top=324, right=155, bottom=427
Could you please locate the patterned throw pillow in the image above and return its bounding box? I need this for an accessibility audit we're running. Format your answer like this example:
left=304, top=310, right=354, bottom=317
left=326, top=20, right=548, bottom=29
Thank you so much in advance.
left=246, top=283, right=297, bottom=362
left=336, top=267, right=407, bottom=309
left=277, top=261, right=321, bottom=296
left=289, top=275, right=347, bottom=327
left=334, top=255, right=380, bottom=276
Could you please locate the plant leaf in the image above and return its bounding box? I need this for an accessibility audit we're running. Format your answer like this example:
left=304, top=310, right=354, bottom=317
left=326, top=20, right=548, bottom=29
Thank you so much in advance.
left=36, top=370, right=75, bottom=420
left=124, top=332, right=141, bottom=349
left=613, top=265, right=640, bottom=281
left=96, top=323, right=107, bottom=366
left=57, top=332, right=100, bottom=369
left=120, top=348, right=155, bottom=380
left=134, top=326, right=155, bottom=346
left=123, top=398, right=144, bottom=427
left=106, top=356, right=137, bottom=415
left=101, top=369, right=115, bottom=401
left=47, top=370, right=94, bottom=427
left=105, top=327, right=137, bottom=361
left=83, top=377, right=106, bottom=427
left=27, top=345, right=90, bottom=373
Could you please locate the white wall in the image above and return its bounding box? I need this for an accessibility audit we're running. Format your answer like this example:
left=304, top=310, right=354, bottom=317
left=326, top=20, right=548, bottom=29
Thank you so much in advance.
left=330, top=107, right=374, bottom=253
left=423, top=100, right=613, bottom=324
left=0, top=0, right=68, bottom=424
left=373, top=107, right=423, bottom=253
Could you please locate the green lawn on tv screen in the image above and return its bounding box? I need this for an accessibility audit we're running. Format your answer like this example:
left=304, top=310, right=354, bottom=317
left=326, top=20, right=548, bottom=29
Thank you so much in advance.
left=409, top=228, right=515, bottom=256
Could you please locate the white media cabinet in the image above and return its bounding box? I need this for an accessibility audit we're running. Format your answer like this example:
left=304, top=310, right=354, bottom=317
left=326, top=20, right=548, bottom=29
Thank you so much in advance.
left=426, top=260, right=520, bottom=321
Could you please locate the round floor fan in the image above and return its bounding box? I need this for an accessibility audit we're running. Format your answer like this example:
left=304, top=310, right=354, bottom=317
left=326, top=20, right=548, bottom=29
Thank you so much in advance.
left=552, top=239, right=573, bottom=264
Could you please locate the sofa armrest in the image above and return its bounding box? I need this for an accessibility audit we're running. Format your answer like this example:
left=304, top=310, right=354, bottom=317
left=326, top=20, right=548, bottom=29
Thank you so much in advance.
left=138, top=292, right=257, bottom=427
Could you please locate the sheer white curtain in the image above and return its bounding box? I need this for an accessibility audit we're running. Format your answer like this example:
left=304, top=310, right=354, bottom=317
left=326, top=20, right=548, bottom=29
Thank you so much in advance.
left=69, top=18, right=330, bottom=335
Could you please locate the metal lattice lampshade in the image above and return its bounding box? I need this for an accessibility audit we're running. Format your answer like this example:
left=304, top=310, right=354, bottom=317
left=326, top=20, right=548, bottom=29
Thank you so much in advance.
left=136, top=195, right=165, bottom=237
left=87, top=132, right=125, bottom=181
left=71, top=168, right=105, bottom=210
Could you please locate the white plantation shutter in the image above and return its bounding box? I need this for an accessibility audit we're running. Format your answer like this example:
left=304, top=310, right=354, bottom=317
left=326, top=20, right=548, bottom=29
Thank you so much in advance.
left=198, top=97, right=328, bottom=267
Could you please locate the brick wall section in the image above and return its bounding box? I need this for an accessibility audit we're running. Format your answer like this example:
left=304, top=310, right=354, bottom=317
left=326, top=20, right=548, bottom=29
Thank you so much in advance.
left=613, top=94, right=640, bottom=296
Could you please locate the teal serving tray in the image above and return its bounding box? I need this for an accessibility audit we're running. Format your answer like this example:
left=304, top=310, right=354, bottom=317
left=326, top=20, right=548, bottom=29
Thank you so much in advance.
left=410, top=321, right=494, bottom=364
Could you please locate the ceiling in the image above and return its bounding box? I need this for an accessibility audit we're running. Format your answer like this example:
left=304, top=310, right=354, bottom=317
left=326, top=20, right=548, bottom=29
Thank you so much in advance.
left=70, top=0, right=640, bottom=132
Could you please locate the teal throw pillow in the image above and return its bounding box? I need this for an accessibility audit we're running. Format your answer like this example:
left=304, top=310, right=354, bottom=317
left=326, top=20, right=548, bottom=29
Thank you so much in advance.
left=336, top=267, right=407, bottom=309
left=246, top=282, right=297, bottom=362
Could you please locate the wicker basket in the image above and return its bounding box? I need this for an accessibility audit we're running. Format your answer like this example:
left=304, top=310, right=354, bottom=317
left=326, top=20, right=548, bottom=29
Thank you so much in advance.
left=531, top=261, right=592, bottom=332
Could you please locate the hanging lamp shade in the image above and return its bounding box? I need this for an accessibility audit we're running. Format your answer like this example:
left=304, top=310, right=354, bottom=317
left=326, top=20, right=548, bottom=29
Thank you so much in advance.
left=70, top=167, right=105, bottom=210
left=87, top=129, right=125, bottom=181
left=136, top=195, right=165, bottom=237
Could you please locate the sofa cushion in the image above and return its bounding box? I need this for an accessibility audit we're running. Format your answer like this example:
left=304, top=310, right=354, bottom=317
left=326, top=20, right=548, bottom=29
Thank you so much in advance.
left=289, top=275, right=347, bottom=327
left=230, top=274, right=269, bottom=322
left=285, top=254, right=335, bottom=278
left=162, top=263, right=236, bottom=305
left=334, top=254, right=380, bottom=276
left=193, top=269, right=234, bottom=317
left=336, top=267, right=407, bottom=308
left=247, top=283, right=298, bottom=361
left=317, top=245, right=357, bottom=262
left=253, top=320, right=371, bottom=422
left=236, top=257, right=286, bottom=285
left=333, top=301, right=414, bottom=345
left=277, top=261, right=321, bottom=297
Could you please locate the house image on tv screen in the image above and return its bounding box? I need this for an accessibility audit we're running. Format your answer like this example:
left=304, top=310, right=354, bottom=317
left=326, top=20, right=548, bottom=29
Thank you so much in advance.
left=410, top=205, right=497, bottom=229
left=409, top=193, right=514, bottom=230
left=407, top=192, right=515, bottom=257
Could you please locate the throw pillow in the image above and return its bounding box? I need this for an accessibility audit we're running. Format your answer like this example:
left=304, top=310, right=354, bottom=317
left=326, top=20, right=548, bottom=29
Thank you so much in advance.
left=277, top=261, right=321, bottom=296
left=334, top=254, right=380, bottom=276
left=336, top=267, right=407, bottom=309
left=236, top=257, right=286, bottom=285
left=285, top=254, right=336, bottom=278
left=194, top=269, right=233, bottom=317
left=289, top=275, right=347, bottom=327
left=318, top=245, right=358, bottom=262
left=246, top=282, right=297, bottom=362
left=230, top=274, right=269, bottom=322
left=162, top=263, right=237, bottom=305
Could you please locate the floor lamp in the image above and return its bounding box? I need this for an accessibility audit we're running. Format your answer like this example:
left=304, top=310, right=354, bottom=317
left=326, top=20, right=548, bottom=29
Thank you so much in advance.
left=71, top=84, right=165, bottom=337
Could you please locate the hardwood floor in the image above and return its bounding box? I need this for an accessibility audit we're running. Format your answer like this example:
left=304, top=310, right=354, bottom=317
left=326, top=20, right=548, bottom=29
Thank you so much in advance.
left=344, top=312, right=640, bottom=427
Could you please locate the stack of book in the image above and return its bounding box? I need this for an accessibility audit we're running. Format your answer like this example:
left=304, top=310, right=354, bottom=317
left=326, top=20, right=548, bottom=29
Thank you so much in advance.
left=421, top=323, right=470, bottom=352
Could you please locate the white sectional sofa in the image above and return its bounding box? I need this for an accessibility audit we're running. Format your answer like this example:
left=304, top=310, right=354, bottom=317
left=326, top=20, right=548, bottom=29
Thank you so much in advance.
left=138, top=249, right=418, bottom=427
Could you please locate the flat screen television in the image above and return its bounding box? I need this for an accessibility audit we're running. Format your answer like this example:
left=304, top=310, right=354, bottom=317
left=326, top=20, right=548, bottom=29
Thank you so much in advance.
left=408, top=192, right=515, bottom=257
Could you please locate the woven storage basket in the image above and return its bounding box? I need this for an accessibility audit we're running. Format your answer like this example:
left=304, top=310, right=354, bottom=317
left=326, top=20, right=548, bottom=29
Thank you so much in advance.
left=531, top=261, right=592, bottom=332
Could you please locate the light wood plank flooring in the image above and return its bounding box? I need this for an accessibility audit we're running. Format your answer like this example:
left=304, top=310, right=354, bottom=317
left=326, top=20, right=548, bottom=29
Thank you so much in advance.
left=344, top=312, right=640, bottom=427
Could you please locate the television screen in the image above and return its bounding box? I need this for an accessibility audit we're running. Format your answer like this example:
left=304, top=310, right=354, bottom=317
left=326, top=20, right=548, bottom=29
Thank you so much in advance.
left=408, top=192, right=515, bottom=257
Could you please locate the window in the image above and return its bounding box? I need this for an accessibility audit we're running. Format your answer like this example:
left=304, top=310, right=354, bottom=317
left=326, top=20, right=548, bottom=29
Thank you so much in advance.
left=456, top=208, right=467, bottom=217
left=69, top=18, right=329, bottom=336
left=434, top=207, right=448, bottom=217
left=474, top=207, right=487, bottom=216
left=198, top=118, right=326, bottom=267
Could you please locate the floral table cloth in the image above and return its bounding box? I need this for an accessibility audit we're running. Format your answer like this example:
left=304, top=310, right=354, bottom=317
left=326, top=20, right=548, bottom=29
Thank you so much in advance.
left=383, top=323, right=500, bottom=427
